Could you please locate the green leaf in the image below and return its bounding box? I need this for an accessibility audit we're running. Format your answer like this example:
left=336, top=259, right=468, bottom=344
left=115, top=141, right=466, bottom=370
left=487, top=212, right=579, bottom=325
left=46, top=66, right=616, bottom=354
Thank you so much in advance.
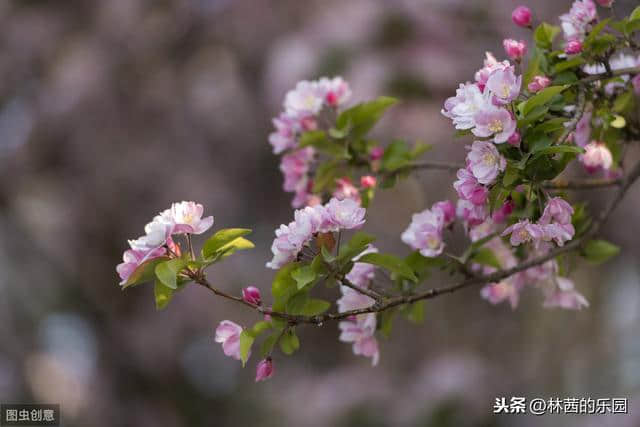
left=631, top=6, right=640, bottom=21
left=534, top=23, right=560, bottom=50
left=613, top=91, right=634, bottom=114
left=358, top=253, right=418, bottom=282
left=338, top=231, right=377, bottom=262
left=532, top=145, right=584, bottom=157
left=321, top=245, right=336, bottom=263
left=121, top=256, right=170, bottom=288
left=154, top=279, right=175, bottom=310
left=502, top=164, right=520, bottom=187
left=406, top=301, right=425, bottom=324
left=279, top=330, right=300, bottom=355
left=299, top=130, right=350, bottom=158
left=336, top=96, right=398, bottom=138
left=239, top=330, right=254, bottom=367
left=520, top=85, right=567, bottom=117
left=404, top=251, right=446, bottom=282
left=271, top=263, right=300, bottom=311
left=300, top=299, right=331, bottom=316
left=292, top=265, right=317, bottom=290
left=202, top=228, right=252, bottom=258
left=471, top=248, right=501, bottom=269
left=553, top=56, right=585, bottom=73
left=312, top=159, right=342, bottom=193
left=381, top=140, right=413, bottom=172
left=260, top=333, right=279, bottom=358
left=155, top=258, right=188, bottom=290
left=582, top=239, right=620, bottom=264
left=251, top=321, right=273, bottom=336
left=285, top=292, right=309, bottom=315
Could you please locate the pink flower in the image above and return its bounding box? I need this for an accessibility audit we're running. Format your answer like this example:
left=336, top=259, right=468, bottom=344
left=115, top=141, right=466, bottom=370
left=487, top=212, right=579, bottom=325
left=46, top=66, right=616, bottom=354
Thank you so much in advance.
left=453, top=168, right=489, bottom=205
left=564, top=39, right=583, bottom=55
left=255, top=358, right=274, bottom=382
left=475, top=52, right=511, bottom=91
left=472, top=106, right=517, bottom=144
left=512, top=6, right=532, bottom=27
left=167, top=201, right=214, bottom=235
left=401, top=209, right=445, bottom=257
left=502, top=219, right=544, bottom=246
left=527, top=75, right=551, bottom=93
left=318, top=76, right=352, bottom=108
left=284, top=80, right=324, bottom=117
left=456, top=199, right=488, bottom=227
left=242, top=286, right=262, bottom=306
left=492, top=200, right=514, bottom=224
left=539, top=197, right=574, bottom=225
left=369, top=146, right=384, bottom=161
left=280, top=147, right=314, bottom=208
left=345, top=245, right=378, bottom=289
left=632, top=74, right=640, bottom=96
left=325, top=197, right=366, bottom=230
left=360, top=175, right=377, bottom=189
left=269, top=113, right=299, bottom=154
left=541, top=223, right=575, bottom=246
left=466, top=141, right=506, bottom=185
left=543, top=277, right=589, bottom=310
left=294, top=204, right=333, bottom=234
left=573, top=110, right=592, bottom=147
left=432, top=200, right=456, bottom=227
left=560, top=0, right=597, bottom=42
left=580, top=141, right=613, bottom=173
left=507, top=130, right=521, bottom=147
left=485, top=67, right=521, bottom=105
left=442, top=82, right=488, bottom=130
left=337, top=284, right=379, bottom=365
left=116, top=247, right=166, bottom=285
left=333, top=177, right=361, bottom=204
left=503, top=39, right=527, bottom=61
left=481, top=276, right=524, bottom=309
left=215, top=320, right=244, bottom=360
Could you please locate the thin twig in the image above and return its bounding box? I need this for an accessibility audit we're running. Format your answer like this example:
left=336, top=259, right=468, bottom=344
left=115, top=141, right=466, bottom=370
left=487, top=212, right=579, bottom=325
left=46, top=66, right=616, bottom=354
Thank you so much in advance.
left=543, top=177, right=622, bottom=190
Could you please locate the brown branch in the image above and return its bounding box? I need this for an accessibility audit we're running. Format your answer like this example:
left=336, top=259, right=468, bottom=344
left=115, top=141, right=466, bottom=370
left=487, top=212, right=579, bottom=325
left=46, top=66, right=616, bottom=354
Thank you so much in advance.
left=543, top=177, right=622, bottom=190
left=578, top=66, right=640, bottom=84
left=400, top=161, right=463, bottom=172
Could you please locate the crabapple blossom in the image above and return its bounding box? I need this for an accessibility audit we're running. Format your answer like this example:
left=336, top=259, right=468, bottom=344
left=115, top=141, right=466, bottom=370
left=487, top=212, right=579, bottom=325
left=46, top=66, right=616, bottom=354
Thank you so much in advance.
left=269, top=113, right=298, bottom=154
left=369, top=146, right=384, bottom=161
left=481, top=276, right=524, bottom=309
left=503, top=39, right=527, bottom=61
left=511, top=6, right=532, bottom=27
left=333, top=177, right=361, bottom=204
left=507, top=130, right=521, bottom=147
left=337, top=287, right=379, bottom=366
left=581, top=141, right=613, bottom=173
left=280, top=147, right=315, bottom=208
left=565, top=39, right=583, bottom=55
left=360, top=175, right=377, bottom=189
left=472, top=106, right=517, bottom=143
left=485, top=67, right=521, bottom=105
left=502, top=219, right=544, bottom=246
left=215, top=320, right=244, bottom=360
left=466, top=141, right=506, bottom=185
left=474, top=52, right=511, bottom=92
left=456, top=199, right=488, bottom=227
left=345, top=245, right=378, bottom=289
left=117, top=247, right=166, bottom=285
left=540, top=197, right=574, bottom=226
left=325, top=197, right=366, bottom=230
left=242, top=286, right=262, bottom=306
left=492, top=200, right=514, bottom=224
left=318, top=76, right=352, bottom=108
left=542, top=277, right=589, bottom=310
left=255, top=358, right=274, bottom=382
left=401, top=208, right=445, bottom=257
left=541, top=223, right=575, bottom=246
left=573, top=110, right=592, bottom=147
left=432, top=200, right=456, bottom=227
left=560, top=0, right=597, bottom=43
left=167, top=201, right=214, bottom=235
left=441, top=82, right=488, bottom=130
left=284, top=80, right=324, bottom=117
left=527, top=75, right=551, bottom=93
left=453, top=168, right=489, bottom=205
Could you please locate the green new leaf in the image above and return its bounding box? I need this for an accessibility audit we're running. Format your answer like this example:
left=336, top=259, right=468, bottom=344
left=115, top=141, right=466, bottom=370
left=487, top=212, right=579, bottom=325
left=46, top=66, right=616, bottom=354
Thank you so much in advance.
left=471, top=248, right=501, bottom=269
left=553, top=56, right=585, bottom=73
left=532, top=145, right=584, bottom=157
left=279, top=330, right=300, bottom=355
left=285, top=292, right=309, bottom=315
left=155, top=258, right=188, bottom=290
left=292, top=265, right=317, bottom=290
left=336, top=96, right=398, bottom=138
left=301, top=299, right=331, bottom=316
left=299, top=130, right=350, bottom=158
left=271, top=263, right=299, bottom=310
left=502, top=164, right=520, bottom=187
left=154, top=279, right=175, bottom=310
left=202, top=228, right=252, bottom=258
left=358, top=253, right=418, bottom=282
left=260, top=333, right=279, bottom=358
left=631, top=6, right=640, bottom=21
left=534, top=23, right=560, bottom=50
left=338, top=231, right=377, bottom=262
left=582, top=239, right=620, bottom=264
left=251, top=321, right=273, bottom=336
left=122, top=256, right=170, bottom=288
left=239, top=330, right=254, bottom=367
left=520, top=85, right=567, bottom=117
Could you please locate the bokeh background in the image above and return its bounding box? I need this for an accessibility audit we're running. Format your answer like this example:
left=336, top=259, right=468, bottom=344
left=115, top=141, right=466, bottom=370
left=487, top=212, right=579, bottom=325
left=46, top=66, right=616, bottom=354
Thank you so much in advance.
left=1, top=0, right=640, bottom=426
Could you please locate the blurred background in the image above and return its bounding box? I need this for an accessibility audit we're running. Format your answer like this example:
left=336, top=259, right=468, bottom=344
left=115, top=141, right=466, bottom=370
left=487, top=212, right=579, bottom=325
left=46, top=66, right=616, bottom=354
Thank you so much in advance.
left=1, top=0, right=639, bottom=426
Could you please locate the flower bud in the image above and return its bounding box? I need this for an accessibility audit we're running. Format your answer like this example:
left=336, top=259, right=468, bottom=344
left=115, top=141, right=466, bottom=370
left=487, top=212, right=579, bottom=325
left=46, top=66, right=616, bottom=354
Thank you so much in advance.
left=242, top=286, right=262, bottom=306
left=508, top=130, right=521, bottom=147
left=360, top=175, right=377, bottom=189
left=595, top=0, right=614, bottom=6
left=511, top=6, right=532, bottom=27
left=527, top=75, right=551, bottom=93
left=564, top=40, right=582, bottom=55
left=581, top=142, right=612, bottom=173
left=300, top=116, right=318, bottom=131
left=503, top=39, right=527, bottom=61
left=632, top=74, right=640, bottom=96
left=492, top=200, right=514, bottom=224
left=255, top=358, right=274, bottom=382
left=369, top=146, right=384, bottom=161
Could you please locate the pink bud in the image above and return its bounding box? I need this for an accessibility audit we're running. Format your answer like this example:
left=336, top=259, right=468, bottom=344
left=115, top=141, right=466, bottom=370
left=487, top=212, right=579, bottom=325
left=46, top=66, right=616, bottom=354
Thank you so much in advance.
left=595, top=0, right=614, bottom=6
left=503, top=39, right=527, bottom=61
left=242, top=286, right=262, bottom=306
left=511, top=6, right=532, bottom=27
left=369, top=146, right=384, bottom=161
left=300, top=116, right=318, bottom=131
left=326, top=92, right=339, bottom=107
left=255, top=358, right=274, bottom=382
left=527, top=75, right=551, bottom=93
left=565, top=40, right=582, bottom=55
left=360, top=175, right=377, bottom=189
left=508, top=130, right=521, bottom=147
left=492, top=200, right=515, bottom=224
left=632, top=74, right=640, bottom=96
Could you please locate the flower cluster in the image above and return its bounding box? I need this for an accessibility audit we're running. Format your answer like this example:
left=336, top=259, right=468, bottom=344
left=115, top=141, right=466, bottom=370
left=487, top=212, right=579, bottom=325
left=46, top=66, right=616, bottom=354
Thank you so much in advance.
left=401, top=200, right=455, bottom=258
left=215, top=320, right=274, bottom=382
left=338, top=245, right=380, bottom=365
left=560, top=0, right=597, bottom=48
left=116, top=201, right=214, bottom=285
left=270, top=77, right=352, bottom=207
left=503, top=197, right=575, bottom=247
left=266, top=197, right=365, bottom=269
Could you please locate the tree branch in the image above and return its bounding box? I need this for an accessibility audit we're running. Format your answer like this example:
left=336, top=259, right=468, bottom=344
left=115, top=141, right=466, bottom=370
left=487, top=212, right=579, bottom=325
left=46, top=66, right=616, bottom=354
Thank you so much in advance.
left=578, top=66, right=640, bottom=84
left=543, top=177, right=622, bottom=189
